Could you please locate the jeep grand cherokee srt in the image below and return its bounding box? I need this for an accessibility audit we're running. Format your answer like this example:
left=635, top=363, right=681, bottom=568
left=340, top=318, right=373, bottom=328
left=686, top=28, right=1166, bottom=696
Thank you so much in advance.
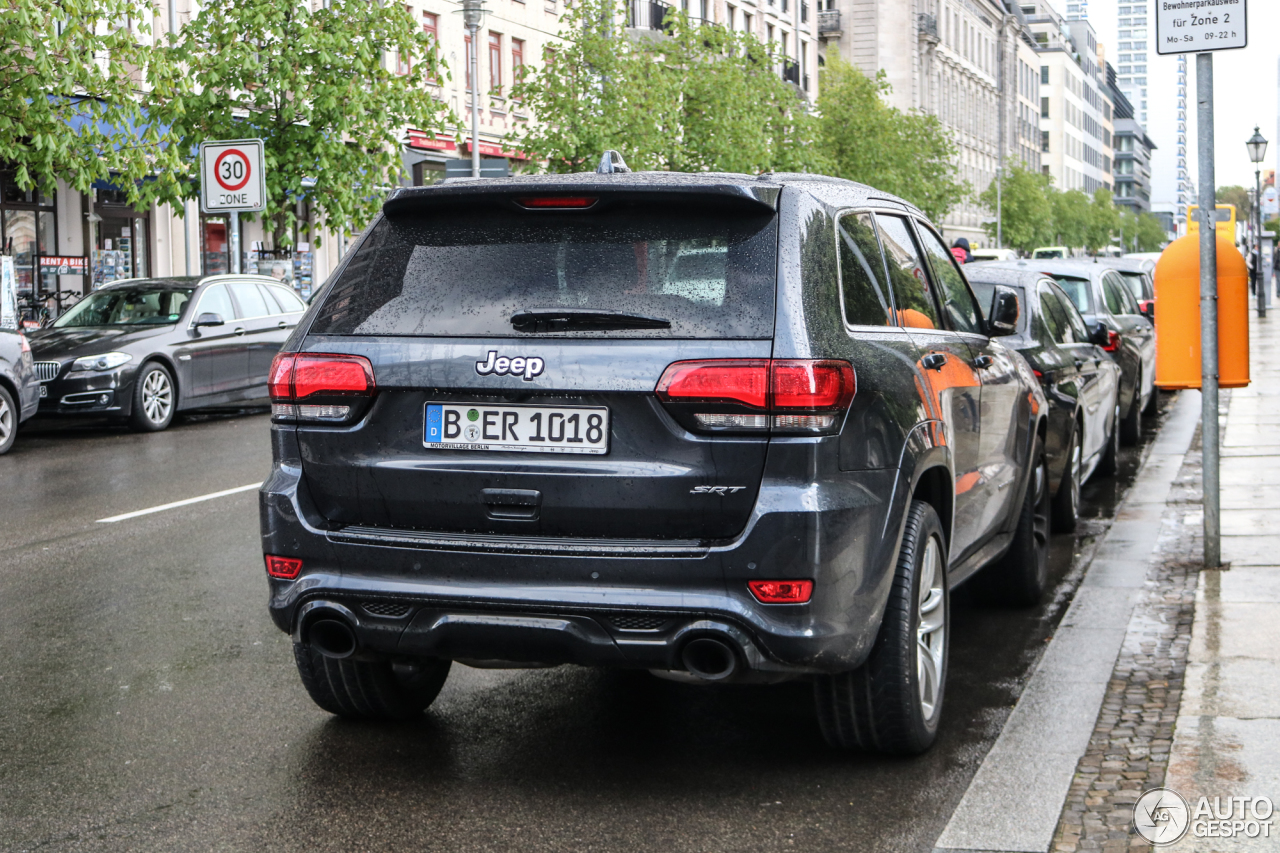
left=260, top=159, right=1049, bottom=755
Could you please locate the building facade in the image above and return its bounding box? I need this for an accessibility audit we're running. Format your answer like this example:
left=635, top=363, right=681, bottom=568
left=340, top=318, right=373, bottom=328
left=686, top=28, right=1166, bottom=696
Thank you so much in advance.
left=819, top=0, right=1041, bottom=248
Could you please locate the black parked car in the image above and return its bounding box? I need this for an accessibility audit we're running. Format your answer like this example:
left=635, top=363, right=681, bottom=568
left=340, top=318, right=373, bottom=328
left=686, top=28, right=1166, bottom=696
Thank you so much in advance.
left=29, top=275, right=307, bottom=432
left=966, top=265, right=1122, bottom=533
left=260, top=160, right=1049, bottom=755
left=0, top=324, right=40, bottom=454
left=980, top=259, right=1155, bottom=444
left=1096, top=257, right=1156, bottom=319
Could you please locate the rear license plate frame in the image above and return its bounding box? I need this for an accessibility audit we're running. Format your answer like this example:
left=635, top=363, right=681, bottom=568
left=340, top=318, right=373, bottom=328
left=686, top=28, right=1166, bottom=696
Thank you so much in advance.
left=424, top=402, right=609, bottom=455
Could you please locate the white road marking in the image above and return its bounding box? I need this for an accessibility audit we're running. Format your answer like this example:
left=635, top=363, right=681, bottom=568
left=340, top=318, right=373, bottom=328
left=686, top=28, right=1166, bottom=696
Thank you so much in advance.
left=96, top=482, right=263, bottom=523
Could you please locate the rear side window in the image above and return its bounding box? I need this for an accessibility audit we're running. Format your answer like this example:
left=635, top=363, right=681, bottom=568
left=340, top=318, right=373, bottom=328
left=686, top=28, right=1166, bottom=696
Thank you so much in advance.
left=311, top=209, right=779, bottom=338
left=915, top=222, right=983, bottom=334
left=1051, top=283, right=1091, bottom=341
left=836, top=213, right=891, bottom=326
left=1038, top=285, right=1071, bottom=344
left=196, top=284, right=235, bottom=322
left=1118, top=271, right=1148, bottom=301
left=1108, top=272, right=1141, bottom=314
left=876, top=214, right=940, bottom=331
left=1052, top=275, right=1093, bottom=314
left=1102, top=273, right=1126, bottom=315
left=264, top=285, right=306, bottom=313
left=229, top=281, right=271, bottom=319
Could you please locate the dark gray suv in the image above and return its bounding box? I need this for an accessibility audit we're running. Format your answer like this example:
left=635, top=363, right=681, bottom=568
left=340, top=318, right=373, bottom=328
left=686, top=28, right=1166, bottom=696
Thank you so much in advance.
left=260, top=163, right=1049, bottom=755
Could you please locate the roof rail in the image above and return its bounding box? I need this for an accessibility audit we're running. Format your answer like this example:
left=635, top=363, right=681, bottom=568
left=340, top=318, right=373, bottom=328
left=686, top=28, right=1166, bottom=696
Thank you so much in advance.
left=596, top=150, right=631, bottom=174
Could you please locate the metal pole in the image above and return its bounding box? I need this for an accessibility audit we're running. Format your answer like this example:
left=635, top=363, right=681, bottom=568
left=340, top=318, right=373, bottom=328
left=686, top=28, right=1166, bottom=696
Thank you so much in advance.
left=1258, top=166, right=1266, bottom=317
left=230, top=211, right=241, bottom=274
left=1197, top=52, right=1220, bottom=569
left=469, top=21, right=480, bottom=178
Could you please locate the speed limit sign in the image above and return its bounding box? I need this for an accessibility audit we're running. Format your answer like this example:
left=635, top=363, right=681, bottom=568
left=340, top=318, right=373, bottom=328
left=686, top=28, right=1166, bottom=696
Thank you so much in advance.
left=200, top=139, right=266, bottom=212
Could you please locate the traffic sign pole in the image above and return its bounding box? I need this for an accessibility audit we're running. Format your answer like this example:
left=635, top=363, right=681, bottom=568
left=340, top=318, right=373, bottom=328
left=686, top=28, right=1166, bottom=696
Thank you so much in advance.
left=1198, top=53, right=1221, bottom=570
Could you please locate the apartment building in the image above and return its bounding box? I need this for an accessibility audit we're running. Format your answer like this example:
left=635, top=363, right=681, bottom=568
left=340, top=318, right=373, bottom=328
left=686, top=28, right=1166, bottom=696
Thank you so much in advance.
left=1104, top=64, right=1156, bottom=216
left=818, top=1, right=1041, bottom=247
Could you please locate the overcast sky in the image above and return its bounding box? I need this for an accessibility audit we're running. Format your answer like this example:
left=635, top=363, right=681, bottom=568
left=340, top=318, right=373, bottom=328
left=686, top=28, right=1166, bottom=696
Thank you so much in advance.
left=1085, top=0, right=1279, bottom=190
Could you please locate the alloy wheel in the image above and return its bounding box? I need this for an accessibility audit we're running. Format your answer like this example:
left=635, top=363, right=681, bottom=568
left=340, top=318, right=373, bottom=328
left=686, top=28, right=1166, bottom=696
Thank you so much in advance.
left=916, top=534, right=946, bottom=723
left=1033, top=457, right=1050, bottom=550
left=1068, top=435, right=1082, bottom=517
left=0, top=395, right=11, bottom=444
left=142, top=369, right=173, bottom=424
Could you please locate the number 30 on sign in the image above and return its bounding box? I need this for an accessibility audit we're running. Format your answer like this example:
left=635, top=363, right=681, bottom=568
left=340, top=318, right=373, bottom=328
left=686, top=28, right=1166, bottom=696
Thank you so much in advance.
left=200, top=139, right=266, bottom=213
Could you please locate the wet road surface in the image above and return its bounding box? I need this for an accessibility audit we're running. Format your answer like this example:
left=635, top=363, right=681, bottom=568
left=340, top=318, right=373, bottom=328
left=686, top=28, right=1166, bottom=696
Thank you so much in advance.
left=0, top=403, right=1169, bottom=852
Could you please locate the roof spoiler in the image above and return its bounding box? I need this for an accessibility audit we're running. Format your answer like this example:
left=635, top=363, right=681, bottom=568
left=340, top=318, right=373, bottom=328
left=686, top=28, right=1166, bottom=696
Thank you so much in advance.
left=383, top=182, right=780, bottom=216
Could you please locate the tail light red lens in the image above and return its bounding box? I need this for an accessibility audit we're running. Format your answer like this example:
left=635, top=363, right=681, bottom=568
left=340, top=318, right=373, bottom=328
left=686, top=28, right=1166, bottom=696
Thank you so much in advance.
left=265, top=554, right=303, bottom=580
left=656, top=360, right=770, bottom=409
left=269, top=353, right=376, bottom=422
left=656, top=359, right=856, bottom=434
left=748, top=579, right=814, bottom=604
left=770, top=360, right=856, bottom=410
left=1102, top=330, right=1121, bottom=352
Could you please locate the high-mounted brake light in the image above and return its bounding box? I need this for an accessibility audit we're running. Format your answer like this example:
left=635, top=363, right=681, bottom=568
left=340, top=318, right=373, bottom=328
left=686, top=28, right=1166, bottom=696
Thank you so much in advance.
left=265, top=554, right=304, bottom=580
left=748, top=579, right=814, bottom=604
left=516, top=196, right=599, bottom=210
left=656, top=359, right=855, bottom=434
left=269, top=352, right=376, bottom=422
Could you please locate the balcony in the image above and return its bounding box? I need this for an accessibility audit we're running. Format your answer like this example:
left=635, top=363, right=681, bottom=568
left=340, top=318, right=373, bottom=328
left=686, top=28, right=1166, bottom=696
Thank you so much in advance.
left=628, top=0, right=673, bottom=32
left=918, top=13, right=939, bottom=43
left=818, top=9, right=840, bottom=37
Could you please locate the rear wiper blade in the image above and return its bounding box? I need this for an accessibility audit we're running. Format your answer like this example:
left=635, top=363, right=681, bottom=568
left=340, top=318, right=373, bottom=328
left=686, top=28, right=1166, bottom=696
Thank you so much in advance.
left=510, top=308, right=671, bottom=333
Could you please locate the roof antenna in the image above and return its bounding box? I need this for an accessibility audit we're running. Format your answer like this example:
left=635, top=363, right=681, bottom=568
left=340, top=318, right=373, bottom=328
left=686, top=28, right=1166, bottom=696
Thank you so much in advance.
left=596, top=150, right=630, bottom=175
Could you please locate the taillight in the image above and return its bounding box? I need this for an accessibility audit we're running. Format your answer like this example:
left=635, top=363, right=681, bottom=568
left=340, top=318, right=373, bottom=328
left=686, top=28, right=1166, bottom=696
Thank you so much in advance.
left=748, top=579, right=814, bottom=604
left=269, top=352, right=376, bottom=422
left=655, top=359, right=855, bottom=434
left=19, top=334, right=30, bottom=354
left=1102, top=330, right=1121, bottom=352
left=264, top=554, right=303, bottom=579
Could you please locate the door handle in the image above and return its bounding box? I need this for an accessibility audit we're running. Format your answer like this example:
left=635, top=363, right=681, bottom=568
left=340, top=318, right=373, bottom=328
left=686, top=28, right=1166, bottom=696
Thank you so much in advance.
left=278, top=321, right=288, bottom=329
left=971, top=355, right=994, bottom=369
left=1074, top=359, right=1086, bottom=369
left=921, top=353, right=947, bottom=371
left=234, top=327, right=246, bottom=336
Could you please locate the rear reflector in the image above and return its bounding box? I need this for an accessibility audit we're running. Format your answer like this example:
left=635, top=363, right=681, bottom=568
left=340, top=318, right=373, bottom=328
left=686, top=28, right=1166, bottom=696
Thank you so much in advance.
left=265, top=555, right=304, bottom=580
left=516, top=196, right=598, bottom=210
left=748, top=579, right=814, bottom=604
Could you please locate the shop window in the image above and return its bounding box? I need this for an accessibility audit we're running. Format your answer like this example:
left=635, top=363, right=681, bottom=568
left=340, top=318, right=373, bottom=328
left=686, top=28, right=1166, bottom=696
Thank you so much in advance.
left=0, top=169, right=58, bottom=296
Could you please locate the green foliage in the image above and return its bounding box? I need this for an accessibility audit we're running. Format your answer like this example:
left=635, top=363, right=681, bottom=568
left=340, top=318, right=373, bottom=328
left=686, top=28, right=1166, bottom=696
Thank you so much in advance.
left=508, top=0, right=819, bottom=174
left=0, top=0, right=182, bottom=201
left=150, top=0, right=448, bottom=245
left=1217, top=185, right=1253, bottom=223
left=1265, top=220, right=1280, bottom=238
left=1049, top=188, right=1091, bottom=249
left=1085, top=188, right=1119, bottom=253
left=979, top=161, right=1053, bottom=253
left=817, top=57, right=968, bottom=222
left=1133, top=212, right=1168, bottom=252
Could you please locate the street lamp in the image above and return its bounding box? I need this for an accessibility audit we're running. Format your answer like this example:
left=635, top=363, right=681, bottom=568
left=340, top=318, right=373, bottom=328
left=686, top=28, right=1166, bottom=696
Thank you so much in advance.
left=1247, top=126, right=1268, bottom=316
left=460, top=0, right=488, bottom=179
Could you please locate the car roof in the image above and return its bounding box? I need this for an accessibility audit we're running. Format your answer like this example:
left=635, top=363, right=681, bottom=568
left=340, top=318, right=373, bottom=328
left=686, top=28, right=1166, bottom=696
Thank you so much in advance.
left=974, top=258, right=1107, bottom=280
left=96, top=274, right=284, bottom=292
left=384, top=169, right=926, bottom=218
left=963, top=263, right=1048, bottom=288
left=1094, top=256, right=1154, bottom=273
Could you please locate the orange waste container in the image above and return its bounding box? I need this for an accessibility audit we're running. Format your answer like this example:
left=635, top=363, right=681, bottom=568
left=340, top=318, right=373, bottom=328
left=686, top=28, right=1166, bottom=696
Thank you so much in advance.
left=1154, top=233, right=1250, bottom=390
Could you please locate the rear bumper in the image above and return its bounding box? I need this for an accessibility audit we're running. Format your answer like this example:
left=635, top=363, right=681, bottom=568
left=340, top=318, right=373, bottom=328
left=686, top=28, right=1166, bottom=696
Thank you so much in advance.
left=261, top=434, right=909, bottom=678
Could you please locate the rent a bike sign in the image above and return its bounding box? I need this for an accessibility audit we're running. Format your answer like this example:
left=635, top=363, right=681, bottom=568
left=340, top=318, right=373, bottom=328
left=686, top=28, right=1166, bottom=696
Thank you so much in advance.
left=1157, top=0, right=1247, bottom=55
left=199, top=139, right=266, bottom=213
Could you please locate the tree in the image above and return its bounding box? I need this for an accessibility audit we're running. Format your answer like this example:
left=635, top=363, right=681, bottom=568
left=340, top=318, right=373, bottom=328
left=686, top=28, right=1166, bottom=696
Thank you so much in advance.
left=508, top=0, right=820, bottom=174
left=817, top=57, right=968, bottom=222
left=979, top=161, right=1052, bottom=253
left=1217, top=185, right=1253, bottom=224
left=151, top=0, right=448, bottom=246
left=1085, top=188, right=1119, bottom=254
left=0, top=0, right=182, bottom=201
left=1134, top=211, right=1168, bottom=252
left=1049, top=188, right=1091, bottom=249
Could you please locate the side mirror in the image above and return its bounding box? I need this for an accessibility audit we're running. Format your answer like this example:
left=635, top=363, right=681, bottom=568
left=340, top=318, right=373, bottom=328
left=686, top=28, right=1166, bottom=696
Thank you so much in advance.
left=987, top=285, right=1020, bottom=336
left=194, top=312, right=225, bottom=328
left=1090, top=322, right=1112, bottom=348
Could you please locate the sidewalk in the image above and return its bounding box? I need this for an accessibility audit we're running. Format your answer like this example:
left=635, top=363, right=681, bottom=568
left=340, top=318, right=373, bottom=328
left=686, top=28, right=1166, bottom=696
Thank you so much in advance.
left=1165, top=314, right=1280, bottom=852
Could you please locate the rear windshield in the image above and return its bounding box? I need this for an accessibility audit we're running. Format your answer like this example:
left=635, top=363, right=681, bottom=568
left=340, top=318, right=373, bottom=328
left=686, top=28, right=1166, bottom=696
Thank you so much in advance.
left=1045, top=275, right=1093, bottom=313
left=311, top=209, right=779, bottom=338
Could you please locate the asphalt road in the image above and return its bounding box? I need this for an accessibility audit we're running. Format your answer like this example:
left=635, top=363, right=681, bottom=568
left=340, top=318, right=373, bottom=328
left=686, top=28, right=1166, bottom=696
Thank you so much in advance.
left=0, top=403, right=1166, bottom=853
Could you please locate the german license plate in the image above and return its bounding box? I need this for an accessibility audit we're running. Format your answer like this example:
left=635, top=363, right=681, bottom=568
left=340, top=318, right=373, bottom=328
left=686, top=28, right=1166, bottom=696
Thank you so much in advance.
left=424, top=403, right=609, bottom=455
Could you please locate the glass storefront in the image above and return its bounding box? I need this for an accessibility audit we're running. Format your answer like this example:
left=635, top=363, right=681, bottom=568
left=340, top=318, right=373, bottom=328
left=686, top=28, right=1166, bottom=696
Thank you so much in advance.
left=0, top=170, right=57, bottom=296
left=201, top=215, right=230, bottom=275
left=93, top=187, right=151, bottom=288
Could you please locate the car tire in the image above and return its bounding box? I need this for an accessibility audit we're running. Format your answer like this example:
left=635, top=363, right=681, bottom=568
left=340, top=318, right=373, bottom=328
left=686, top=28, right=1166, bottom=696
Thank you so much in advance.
left=1051, top=424, right=1081, bottom=533
left=1120, top=373, right=1142, bottom=446
left=1096, top=403, right=1121, bottom=478
left=814, top=499, right=948, bottom=756
left=128, top=362, right=177, bottom=432
left=293, top=644, right=451, bottom=721
left=982, top=436, right=1050, bottom=607
left=0, top=383, right=16, bottom=455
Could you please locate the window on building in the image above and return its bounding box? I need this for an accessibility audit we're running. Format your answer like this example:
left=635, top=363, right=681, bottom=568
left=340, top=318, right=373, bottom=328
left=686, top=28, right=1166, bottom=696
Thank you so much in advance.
left=422, top=12, right=438, bottom=42
left=1042, top=131, right=1050, bottom=153
left=1041, top=65, right=1048, bottom=84
left=464, top=33, right=473, bottom=90
left=489, top=32, right=502, bottom=93
left=512, top=38, right=525, bottom=87
left=726, top=4, right=735, bottom=29
left=1041, top=97, right=1049, bottom=119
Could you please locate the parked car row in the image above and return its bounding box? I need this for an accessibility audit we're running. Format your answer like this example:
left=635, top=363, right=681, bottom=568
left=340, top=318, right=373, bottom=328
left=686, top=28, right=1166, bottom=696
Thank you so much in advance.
left=254, top=161, right=1154, bottom=757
